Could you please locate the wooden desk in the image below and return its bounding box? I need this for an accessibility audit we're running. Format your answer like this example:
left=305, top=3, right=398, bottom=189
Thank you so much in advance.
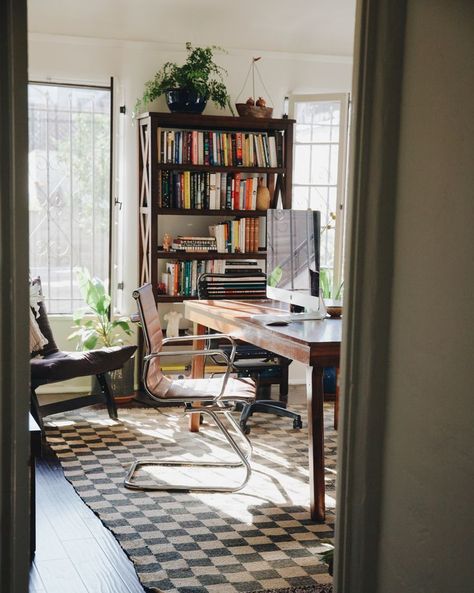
left=184, top=299, right=342, bottom=522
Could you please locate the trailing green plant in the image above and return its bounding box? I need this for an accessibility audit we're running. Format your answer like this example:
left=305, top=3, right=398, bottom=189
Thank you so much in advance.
left=318, top=542, right=334, bottom=576
left=320, top=268, right=344, bottom=301
left=68, top=268, right=132, bottom=350
left=135, top=42, right=234, bottom=115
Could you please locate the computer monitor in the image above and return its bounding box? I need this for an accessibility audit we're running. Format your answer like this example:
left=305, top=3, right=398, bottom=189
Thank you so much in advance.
left=264, top=209, right=326, bottom=322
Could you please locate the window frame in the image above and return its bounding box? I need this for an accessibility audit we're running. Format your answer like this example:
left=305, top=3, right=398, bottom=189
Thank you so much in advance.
left=27, top=79, right=115, bottom=315
left=289, top=92, right=350, bottom=294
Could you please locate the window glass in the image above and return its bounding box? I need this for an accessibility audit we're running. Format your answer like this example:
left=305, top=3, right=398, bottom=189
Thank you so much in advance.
left=29, top=84, right=111, bottom=313
left=291, top=95, right=348, bottom=288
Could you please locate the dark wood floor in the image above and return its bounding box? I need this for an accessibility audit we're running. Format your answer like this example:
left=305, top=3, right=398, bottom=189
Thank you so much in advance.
left=30, top=449, right=145, bottom=593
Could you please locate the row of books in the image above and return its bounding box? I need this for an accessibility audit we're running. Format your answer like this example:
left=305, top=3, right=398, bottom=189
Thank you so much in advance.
left=159, top=170, right=264, bottom=210
left=160, top=259, right=264, bottom=297
left=209, top=217, right=265, bottom=253
left=158, top=129, right=283, bottom=168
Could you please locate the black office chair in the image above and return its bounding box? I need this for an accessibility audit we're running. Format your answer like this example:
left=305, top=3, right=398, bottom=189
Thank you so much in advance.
left=30, top=277, right=136, bottom=430
left=197, top=272, right=302, bottom=433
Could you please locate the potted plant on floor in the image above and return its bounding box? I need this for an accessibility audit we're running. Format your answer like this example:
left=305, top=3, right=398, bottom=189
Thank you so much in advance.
left=135, top=42, right=234, bottom=115
left=68, top=268, right=136, bottom=403
left=319, top=541, right=335, bottom=576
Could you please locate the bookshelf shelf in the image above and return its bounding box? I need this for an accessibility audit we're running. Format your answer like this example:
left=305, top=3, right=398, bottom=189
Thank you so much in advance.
left=138, top=112, right=294, bottom=301
left=157, top=163, right=285, bottom=174
left=156, top=250, right=267, bottom=260
left=156, top=208, right=266, bottom=217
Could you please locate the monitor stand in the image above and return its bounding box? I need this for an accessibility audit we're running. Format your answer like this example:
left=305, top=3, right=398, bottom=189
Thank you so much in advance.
left=252, top=297, right=327, bottom=324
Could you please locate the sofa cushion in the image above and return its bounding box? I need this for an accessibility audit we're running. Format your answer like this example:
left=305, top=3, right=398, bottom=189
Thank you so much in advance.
left=31, top=344, right=136, bottom=385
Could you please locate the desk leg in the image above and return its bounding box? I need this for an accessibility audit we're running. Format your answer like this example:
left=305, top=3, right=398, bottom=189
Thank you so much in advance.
left=189, top=322, right=206, bottom=432
left=306, top=364, right=326, bottom=522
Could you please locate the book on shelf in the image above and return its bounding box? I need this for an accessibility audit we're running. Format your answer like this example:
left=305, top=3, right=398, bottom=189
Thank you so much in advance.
left=208, top=216, right=266, bottom=254
left=160, top=258, right=266, bottom=298
left=223, top=260, right=264, bottom=276
left=161, top=258, right=266, bottom=298
left=158, top=170, right=266, bottom=210
left=158, top=129, right=284, bottom=168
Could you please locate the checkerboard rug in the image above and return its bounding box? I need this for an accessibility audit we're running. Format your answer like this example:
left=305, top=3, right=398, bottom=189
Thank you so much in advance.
left=45, top=403, right=336, bottom=593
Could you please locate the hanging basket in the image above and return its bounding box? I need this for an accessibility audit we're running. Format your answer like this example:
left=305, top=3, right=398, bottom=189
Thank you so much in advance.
left=235, top=57, right=274, bottom=118
left=235, top=103, right=273, bottom=118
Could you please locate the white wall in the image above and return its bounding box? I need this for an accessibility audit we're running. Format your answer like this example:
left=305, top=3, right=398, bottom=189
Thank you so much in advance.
left=29, top=34, right=352, bottom=390
left=377, top=1, right=474, bottom=590
left=338, top=0, right=474, bottom=591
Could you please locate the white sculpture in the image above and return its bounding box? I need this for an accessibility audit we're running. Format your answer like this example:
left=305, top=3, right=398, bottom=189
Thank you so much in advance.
left=163, top=310, right=183, bottom=338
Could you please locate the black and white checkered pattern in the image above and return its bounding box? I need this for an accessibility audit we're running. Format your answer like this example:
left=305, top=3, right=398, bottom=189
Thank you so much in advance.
left=45, top=404, right=336, bottom=593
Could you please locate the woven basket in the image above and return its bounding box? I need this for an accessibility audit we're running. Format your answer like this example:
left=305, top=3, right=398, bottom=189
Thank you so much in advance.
left=235, top=103, right=273, bottom=118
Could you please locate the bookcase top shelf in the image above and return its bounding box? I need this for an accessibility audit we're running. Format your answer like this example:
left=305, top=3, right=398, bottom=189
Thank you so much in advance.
left=156, top=250, right=267, bottom=260
left=139, top=111, right=295, bottom=132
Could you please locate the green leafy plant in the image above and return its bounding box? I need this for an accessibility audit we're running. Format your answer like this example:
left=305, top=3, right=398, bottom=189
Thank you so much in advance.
left=68, top=268, right=132, bottom=350
left=135, top=42, right=234, bottom=115
left=320, top=268, right=344, bottom=300
left=318, top=541, right=334, bottom=576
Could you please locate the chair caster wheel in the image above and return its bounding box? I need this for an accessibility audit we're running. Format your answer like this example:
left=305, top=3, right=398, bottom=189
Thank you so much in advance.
left=293, top=416, right=303, bottom=430
left=240, top=423, right=251, bottom=435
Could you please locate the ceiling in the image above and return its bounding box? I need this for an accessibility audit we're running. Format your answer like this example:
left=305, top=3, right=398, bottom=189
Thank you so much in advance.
left=28, top=0, right=356, bottom=57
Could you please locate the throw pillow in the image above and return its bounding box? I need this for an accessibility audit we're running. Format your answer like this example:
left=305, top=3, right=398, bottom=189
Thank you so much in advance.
left=30, top=308, right=48, bottom=355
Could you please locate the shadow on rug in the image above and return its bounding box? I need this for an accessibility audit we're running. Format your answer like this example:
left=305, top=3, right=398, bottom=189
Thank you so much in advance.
left=45, top=403, right=336, bottom=593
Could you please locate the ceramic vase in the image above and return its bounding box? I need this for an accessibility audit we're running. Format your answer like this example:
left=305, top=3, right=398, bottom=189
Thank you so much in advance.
left=256, top=177, right=271, bottom=210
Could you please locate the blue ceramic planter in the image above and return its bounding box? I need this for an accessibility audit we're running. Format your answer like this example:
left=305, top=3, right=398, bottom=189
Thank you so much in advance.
left=165, top=89, right=207, bottom=114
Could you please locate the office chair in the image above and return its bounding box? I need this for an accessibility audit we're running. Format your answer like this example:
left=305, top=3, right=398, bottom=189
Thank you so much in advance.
left=197, top=272, right=303, bottom=434
left=125, top=283, right=255, bottom=492
left=30, top=277, right=136, bottom=430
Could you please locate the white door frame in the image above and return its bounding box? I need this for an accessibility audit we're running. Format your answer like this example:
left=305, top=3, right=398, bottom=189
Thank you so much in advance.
left=0, top=0, right=30, bottom=591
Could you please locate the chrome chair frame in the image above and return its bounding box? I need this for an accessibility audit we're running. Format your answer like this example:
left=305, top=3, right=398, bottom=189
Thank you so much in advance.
left=125, top=285, right=254, bottom=493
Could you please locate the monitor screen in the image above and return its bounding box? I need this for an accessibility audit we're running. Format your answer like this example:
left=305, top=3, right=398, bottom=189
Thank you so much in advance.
left=266, top=209, right=321, bottom=310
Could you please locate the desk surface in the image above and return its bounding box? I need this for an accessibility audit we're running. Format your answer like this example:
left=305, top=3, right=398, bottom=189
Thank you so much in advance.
left=185, top=299, right=342, bottom=522
left=185, top=299, right=342, bottom=366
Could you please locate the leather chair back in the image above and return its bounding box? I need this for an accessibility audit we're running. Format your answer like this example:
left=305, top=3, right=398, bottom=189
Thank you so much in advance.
left=133, top=284, right=171, bottom=396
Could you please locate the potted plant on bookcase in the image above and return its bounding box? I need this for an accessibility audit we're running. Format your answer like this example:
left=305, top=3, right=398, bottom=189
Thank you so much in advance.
left=68, top=268, right=136, bottom=404
left=135, top=42, right=234, bottom=116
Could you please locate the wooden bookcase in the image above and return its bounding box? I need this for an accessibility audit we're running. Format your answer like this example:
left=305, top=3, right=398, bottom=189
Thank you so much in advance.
left=137, top=112, right=295, bottom=302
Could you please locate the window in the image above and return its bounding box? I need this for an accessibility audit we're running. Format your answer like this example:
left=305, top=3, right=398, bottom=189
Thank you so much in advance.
left=28, top=83, right=112, bottom=313
left=289, top=93, right=349, bottom=294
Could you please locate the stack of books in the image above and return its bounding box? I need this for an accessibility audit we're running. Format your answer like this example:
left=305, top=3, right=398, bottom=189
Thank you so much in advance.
left=171, top=236, right=217, bottom=252
left=198, top=262, right=266, bottom=300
